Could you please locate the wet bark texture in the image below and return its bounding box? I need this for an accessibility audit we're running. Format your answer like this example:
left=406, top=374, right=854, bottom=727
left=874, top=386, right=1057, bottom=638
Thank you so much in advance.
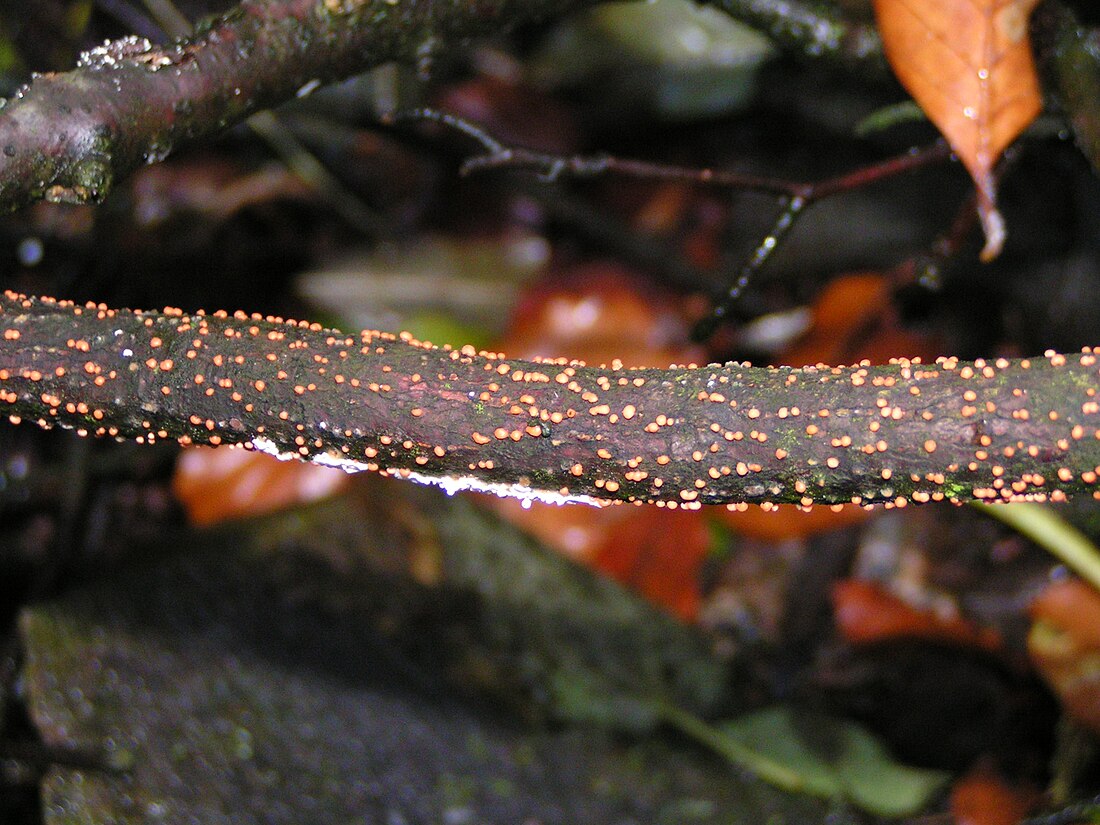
left=0, top=0, right=591, bottom=213
left=2, top=292, right=1100, bottom=508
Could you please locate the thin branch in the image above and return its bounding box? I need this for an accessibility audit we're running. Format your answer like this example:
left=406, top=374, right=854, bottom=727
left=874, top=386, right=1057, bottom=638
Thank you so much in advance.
left=1, top=291, right=1099, bottom=510
left=402, top=109, right=954, bottom=334
left=696, top=141, right=954, bottom=332
left=693, top=195, right=806, bottom=340
left=404, top=108, right=952, bottom=200
left=247, top=109, right=390, bottom=237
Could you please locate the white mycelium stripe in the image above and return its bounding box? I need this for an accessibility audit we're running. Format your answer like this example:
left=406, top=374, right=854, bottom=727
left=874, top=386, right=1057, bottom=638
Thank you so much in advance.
left=249, top=436, right=605, bottom=509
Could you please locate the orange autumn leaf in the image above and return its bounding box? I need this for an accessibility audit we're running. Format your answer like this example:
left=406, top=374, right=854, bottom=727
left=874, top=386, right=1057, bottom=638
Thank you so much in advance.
left=832, top=579, right=1002, bottom=651
left=873, top=0, right=1043, bottom=259
left=1028, top=579, right=1100, bottom=734
left=173, top=446, right=349, bottom=526
left=949, top=767, right=1037, bottom=825
left=490, top=497, right=710, bottom=621
left=592, top=508, right=711, bottom=622
left=714, top=504, right=869, bottom=543
left=780, top=271, right=930, bottom=369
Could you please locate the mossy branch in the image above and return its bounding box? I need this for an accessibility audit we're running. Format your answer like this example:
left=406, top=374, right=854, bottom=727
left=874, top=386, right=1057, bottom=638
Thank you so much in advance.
left=2, top=292, right=1100, bottom=509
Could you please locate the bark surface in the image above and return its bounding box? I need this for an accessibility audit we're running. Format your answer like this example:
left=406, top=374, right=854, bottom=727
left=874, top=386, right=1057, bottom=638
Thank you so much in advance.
left=0, top=0, right=589, bottom=213
left=2, top=292, right=1100, bottom=509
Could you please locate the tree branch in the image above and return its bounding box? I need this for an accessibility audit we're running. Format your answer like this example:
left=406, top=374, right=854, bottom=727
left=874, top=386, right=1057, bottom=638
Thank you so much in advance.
left=0, top=0, right=591, bottom=213
left=0, top=0, right=903, bottom=216
left=1, top=291, right=1099, bottom=509
left=678, top=0, right=885, bottom=73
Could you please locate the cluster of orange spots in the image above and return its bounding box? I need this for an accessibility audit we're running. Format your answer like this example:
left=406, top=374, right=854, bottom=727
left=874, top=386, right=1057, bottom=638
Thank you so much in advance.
left=4, top=291, right=1100, bottom=512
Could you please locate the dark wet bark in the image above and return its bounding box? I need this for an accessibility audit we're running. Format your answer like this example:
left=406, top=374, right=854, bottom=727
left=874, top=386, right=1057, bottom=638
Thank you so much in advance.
left=1, top=292, right=1099, bottom=509
left=0, top=0, right=591, bottom=213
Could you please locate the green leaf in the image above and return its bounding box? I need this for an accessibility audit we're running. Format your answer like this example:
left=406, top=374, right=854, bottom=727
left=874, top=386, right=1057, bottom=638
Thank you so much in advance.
left=679, top=706, right=947, bottom=817
left=829, top=714, right=949, bottom=816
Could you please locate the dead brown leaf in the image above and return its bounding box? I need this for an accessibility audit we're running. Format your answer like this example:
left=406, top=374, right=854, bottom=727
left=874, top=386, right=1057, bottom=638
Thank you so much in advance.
left=873, top=0, right=1043, bottom=259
